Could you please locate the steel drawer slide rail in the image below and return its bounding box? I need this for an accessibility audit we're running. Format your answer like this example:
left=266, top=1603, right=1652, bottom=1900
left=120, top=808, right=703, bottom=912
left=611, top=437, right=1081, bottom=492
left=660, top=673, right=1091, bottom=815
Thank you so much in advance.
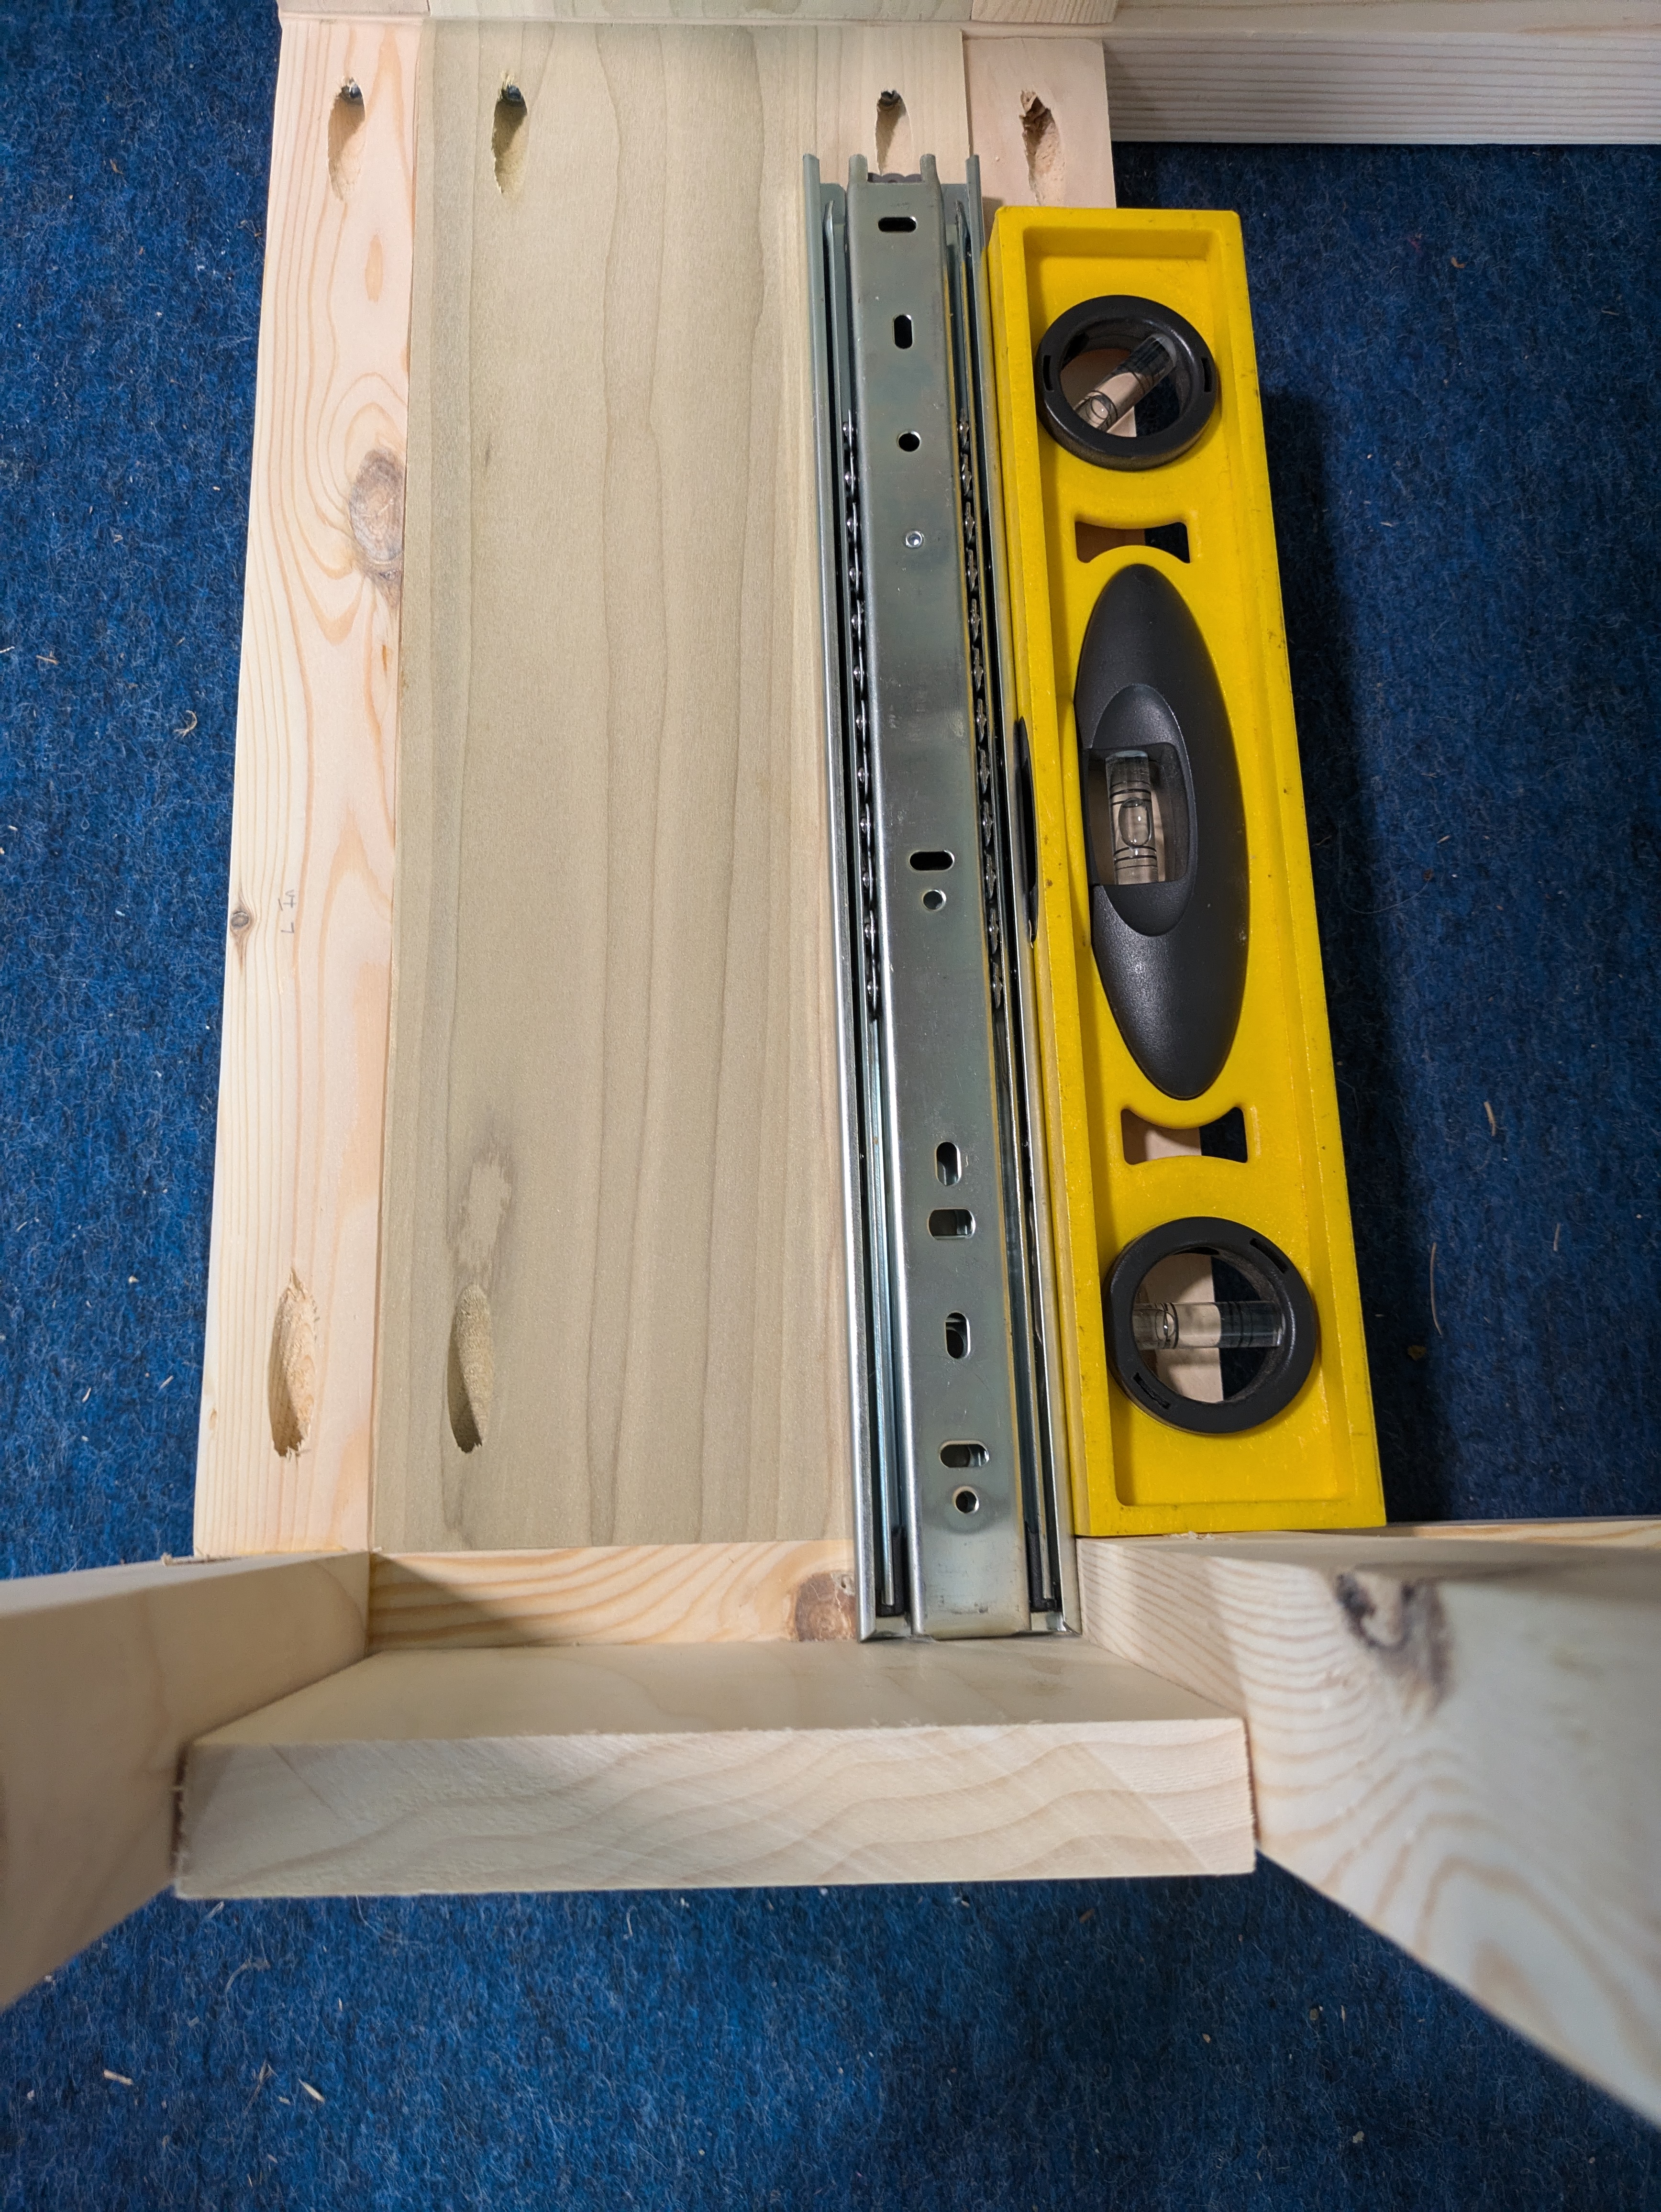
left=806, top=153, right=1076, bottom=1641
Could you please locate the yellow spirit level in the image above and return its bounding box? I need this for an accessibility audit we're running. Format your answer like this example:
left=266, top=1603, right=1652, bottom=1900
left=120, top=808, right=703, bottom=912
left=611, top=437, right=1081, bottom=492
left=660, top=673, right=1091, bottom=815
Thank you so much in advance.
left=986, top=208, right=1384, bottom=1539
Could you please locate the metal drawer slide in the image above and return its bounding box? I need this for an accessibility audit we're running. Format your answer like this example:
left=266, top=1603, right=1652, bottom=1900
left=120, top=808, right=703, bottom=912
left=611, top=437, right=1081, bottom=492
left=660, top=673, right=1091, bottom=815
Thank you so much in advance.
left=805, top=154, right=1076, bottom=1641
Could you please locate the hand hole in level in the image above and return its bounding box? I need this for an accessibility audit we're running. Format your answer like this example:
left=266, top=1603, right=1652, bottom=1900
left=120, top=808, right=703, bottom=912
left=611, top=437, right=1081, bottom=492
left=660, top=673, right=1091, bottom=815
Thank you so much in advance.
left=909, top=849, right=953, bottom=871
left=894, top=314, right=914, bottom=349
left=945, top=1312, right=970, bottom=1360
left=935, top=1141, right=962, bottom=1186
left=929, top=1207, right=974, bottom=1238
left=943, top=1440, right=988, bottom=1470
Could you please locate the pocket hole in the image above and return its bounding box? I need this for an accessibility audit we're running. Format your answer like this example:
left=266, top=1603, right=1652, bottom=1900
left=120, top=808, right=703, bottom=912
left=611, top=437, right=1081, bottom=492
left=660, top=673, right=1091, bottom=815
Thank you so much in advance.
left=952, top=1485, right=982, bottom=1512
left=894, top=314, right=914, bottom=348
left=874, top=90, right=912, bottom=177
left=935, top=1141, right=962, bottom=1186
left=929, top=1208, right=974, bottom=1239
left=945, top=1312, right=970, bottom=1360
left=897, top=431, right=920, bottom=453
left=267, top=1269, right=317, bottom=1457
left=1018, top=89, right=1064, bottom=206
left=447, top=1283, right=494, bottom=1452
left=328, top=82, right=365, bottom=203
left=922, top=888, right=945, bottom=910
left=493, top=82, right=529, bottom=199
left=909, top=849, right=953, bottom=872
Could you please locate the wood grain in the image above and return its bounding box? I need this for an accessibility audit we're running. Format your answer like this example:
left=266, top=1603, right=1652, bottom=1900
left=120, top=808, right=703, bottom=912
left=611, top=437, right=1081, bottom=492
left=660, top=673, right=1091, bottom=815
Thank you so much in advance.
left=1102, top=25, right=1661, bottom=143
left=972, top=0, right=1118, bottom=28
left=370, top=1540, right=859, bottom=1647
left=965, top=35, right=1115, bottom=202
left=1080, top=1534, right=1661, bottom=2126
left=427, top=0, right=970, bottom=17
left=373, top=24, right=970, bottom=1551
left=176, top=1637, right=1252, bottom=1893
left=1392, top=1516, right=1661, bottom=1548
left=195, top=19, right=419, bottom=1556
left=0, top=1554, right=365, bottom=2008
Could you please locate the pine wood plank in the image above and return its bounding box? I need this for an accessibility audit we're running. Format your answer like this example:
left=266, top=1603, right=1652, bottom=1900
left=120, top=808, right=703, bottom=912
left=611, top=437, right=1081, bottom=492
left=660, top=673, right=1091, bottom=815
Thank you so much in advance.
left=965, top=34, right=1115, bottom=205
left=427, top=0, right=971, bottom=16
left=373, top=24, right=970, bottom=1552
left=972, top=0, right=1118, bottom=29
left=195, top=19, right=420, bottom=1556
left=1103, top=24, right=1661, bottom=143
left=1079, top=1534, right=1661, bottom=2125
left=370, top=1539, right=859, bottom=1646
left=176, top=1637, right=1252, bottom=1893
left=1392, top=1516, right=1661, bottom=1548
left=0, top=1554, right=366, bottom=2008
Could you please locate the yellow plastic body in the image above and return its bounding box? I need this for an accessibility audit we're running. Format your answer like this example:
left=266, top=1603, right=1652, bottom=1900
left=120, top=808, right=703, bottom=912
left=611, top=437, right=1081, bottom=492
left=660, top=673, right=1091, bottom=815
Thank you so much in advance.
left=986, top=208, right=1384, bottom=1536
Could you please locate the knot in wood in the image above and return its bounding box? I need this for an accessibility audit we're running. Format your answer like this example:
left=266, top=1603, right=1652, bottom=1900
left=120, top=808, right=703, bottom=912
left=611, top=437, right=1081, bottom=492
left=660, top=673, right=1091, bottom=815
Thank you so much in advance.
left=349, top=447, right=405, bottom=599
left=1334, top=1570, right=1450, bottom=1720
left=793, top=1570, right=857, bottom=1642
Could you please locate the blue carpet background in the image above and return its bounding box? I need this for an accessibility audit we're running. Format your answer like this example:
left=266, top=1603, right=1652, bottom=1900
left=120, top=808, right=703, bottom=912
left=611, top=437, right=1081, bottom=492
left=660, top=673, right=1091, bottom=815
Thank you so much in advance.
left=2, top=0, right=1659, bottom=2201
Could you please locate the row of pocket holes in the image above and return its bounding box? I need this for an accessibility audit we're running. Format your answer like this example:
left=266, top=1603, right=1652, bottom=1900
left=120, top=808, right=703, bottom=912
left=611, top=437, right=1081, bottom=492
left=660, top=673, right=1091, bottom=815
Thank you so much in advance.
left=330, top=80, right=1061, bottom=212
left=341, top=78, right=529, bottom=200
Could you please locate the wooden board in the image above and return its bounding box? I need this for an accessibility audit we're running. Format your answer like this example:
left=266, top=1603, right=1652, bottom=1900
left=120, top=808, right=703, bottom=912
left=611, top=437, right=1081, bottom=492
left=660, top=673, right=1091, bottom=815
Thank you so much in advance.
left=195, top=18, right=420, bottom=1556
left=1392, top=1515, right=1661, bottom=1548
left=370, top=1539, right=859, bottom=1646
left=427, top=0, right=972, bottom=16
left=176, top=1637, right=1252, bottom=1893
left=1102, top=23, right=1661, bottom=143
left=1079, top=1534, right=1661, bottom=2126
left=373, top=23, right=970, bottom=1552
left=965, top=35, right=1116, bottom=204
left=0, top=1554, right=366, bottom=2007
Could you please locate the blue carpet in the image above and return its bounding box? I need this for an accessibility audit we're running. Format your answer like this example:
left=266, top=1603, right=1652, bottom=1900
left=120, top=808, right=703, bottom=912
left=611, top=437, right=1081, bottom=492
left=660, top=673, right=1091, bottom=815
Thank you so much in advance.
left=1, top=0, right=1659, bottom=2200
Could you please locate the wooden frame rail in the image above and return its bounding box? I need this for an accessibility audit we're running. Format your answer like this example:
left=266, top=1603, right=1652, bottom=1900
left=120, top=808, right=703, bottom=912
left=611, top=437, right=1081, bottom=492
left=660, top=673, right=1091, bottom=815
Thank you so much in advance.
left=1082, top=1532, right=1661, bottom=2127
left=0, top=1554, right=366, bottom=2010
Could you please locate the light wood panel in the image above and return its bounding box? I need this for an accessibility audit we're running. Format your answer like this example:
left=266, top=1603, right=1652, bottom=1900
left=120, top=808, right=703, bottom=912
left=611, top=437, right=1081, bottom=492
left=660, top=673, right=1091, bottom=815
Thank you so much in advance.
left=370, top=1539, right=859, bottom=1646
left=428, top=0, right=970, bottom=16
left=972, top=0, right=1118, bottom=31
left=1080, top=1534, right=1661, bottom=2126
left=965, top=35, right=1115, bottom=202
left=374, top=24, right=970, bottom=1551
left=177, top=1637, right=1251, bottom=1893
left=1102, top=23, right=1661, bottom=142
left=1393, top=1516, right=1661, bottom=1548
left=0, top=1554, right=365, bottom=2008
left=196, top=19, right=419, bottom=1556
